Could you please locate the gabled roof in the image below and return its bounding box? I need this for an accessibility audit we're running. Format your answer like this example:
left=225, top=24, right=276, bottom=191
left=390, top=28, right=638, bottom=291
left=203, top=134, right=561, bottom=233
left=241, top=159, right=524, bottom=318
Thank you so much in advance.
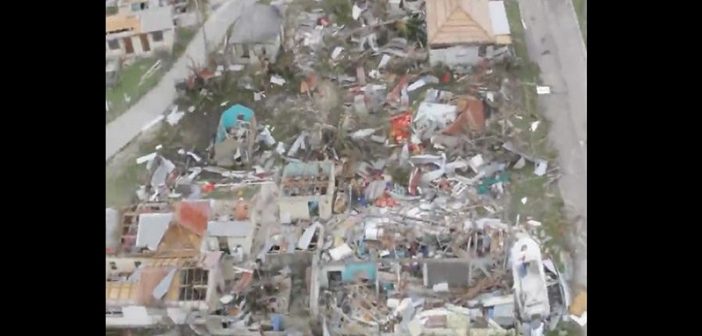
left=229, top=4, right=283, bottom=44
left=426, top=0, right=512, bottom=46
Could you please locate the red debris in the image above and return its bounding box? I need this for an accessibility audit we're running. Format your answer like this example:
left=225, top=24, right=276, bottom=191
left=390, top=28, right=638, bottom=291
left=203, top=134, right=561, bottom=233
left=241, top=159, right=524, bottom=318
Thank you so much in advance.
left=175, top=200, right=210, bottom=236
left=373, top=192, right=398, bottom=208
left=443, top=97, right=485, bottom=135
left=389, top=111, right=412, bottom=144
left=441, top=72, right=451, bottom=84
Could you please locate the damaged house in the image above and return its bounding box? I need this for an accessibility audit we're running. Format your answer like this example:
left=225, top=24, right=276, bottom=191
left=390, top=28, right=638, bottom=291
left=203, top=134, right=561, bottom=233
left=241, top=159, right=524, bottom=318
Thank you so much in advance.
left=425, top=0, right=511, bottom=66
left=202, top=219, right=256, bottom=262
left=106, top=256, right=224, bottom=328
left=106, top=4, right=175, bottom=59
left=279, top=161, right=335, bottom=221
left=226, top=4, right=284, bottom=66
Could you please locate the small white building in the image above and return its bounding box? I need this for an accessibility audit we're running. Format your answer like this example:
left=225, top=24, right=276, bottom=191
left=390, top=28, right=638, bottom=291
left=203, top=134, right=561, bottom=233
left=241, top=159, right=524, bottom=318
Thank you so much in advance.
left=426, top=0, right=512, bottom=66
left=106, top=5, right=175, bottom=59
left=106, top=256, right=223, bottom=328
left=227, top=4, right=284, bottom=65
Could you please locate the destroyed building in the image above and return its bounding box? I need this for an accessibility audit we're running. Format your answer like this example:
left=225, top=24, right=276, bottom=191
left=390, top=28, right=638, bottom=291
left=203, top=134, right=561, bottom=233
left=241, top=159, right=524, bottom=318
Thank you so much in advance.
left=426, top=0, right=511, bottom=66
left=106, top=4, right=175, bottom=59
left=227, top=4, right=284, bottom=66
left=106, top=0, right=586, bottom=334
left=279, top=161, right=335, bottom=221
left=106, top=256, right=223, bottom=328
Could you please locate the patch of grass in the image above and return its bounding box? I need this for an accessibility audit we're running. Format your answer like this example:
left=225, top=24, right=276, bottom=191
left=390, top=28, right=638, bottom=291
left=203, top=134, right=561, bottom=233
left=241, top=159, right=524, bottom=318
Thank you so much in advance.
left=106, top=57, right=167, bottom=124
left=106, top=125, right=182, bottom=207
left=572, top=0, right=587, bottom=44
left=504, top=0, right=571, bottom=258
left=106, top=6, right=118, bottom=16
left=106, top=26, right=200, bottom=124
left=323, top=0, right=353, bottom=26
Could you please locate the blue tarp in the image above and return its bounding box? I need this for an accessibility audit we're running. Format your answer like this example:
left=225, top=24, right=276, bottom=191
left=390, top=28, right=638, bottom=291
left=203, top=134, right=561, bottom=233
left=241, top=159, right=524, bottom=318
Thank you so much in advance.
left=271, top=314, right=283, bottom=331
left=216, top=104, right=254, bottom=143
left=342, top=262, right=377, bottom=282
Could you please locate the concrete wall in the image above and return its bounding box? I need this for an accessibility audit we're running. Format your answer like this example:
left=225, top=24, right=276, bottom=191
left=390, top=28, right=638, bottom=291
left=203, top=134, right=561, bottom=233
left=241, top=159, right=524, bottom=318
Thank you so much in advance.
left=429, top=45, right=481, bottom=67
left=279, top=194, right=333, bottom=221
left=264, top=251, right=314, bottom=270
left=106, top=28, right=175, bottom=60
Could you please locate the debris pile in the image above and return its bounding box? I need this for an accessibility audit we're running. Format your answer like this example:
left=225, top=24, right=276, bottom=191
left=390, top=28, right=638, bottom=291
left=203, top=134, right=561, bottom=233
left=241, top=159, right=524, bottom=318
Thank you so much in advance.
left=106, top=0, right=584, bottom=335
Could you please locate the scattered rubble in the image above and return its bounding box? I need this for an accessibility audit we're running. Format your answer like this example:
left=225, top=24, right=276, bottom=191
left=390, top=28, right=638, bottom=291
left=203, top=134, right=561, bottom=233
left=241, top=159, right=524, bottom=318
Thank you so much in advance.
left=107, top=0, right=581, bottom=335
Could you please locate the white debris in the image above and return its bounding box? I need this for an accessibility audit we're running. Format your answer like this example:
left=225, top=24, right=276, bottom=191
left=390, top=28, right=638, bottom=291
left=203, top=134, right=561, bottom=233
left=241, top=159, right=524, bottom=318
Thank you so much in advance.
left=329, top=243, right=354, bottom=261
left=527, top=220, right=542, bottom=227
left=407, top=79, right=425, bottom=92
left=136, top=152, right=157, bottom=165
left=331, top=47, right=344, bottom=60
left=351, top=128, right=376, bottom=140
left=569, top=311, right=587, bottom=327
left=432, top=282, right=449, bottom=292
left=378, top=54, right=391, bottom=68
left=352, top=4, right=363, bottom=20
left=188, top=106, right=196, bottom=113
left=534, top=160, right=548, bottom=176
left=276, top=142, right=286, bottom=155
left=513, top=157, right=527, bottom=169
left=166, top=106, right=185, bottom=126
left=270, top=75, right=286, bottom=86
left=468, top=154, right=485, bottom=173
left=229, top=64, right=245, bottom=72
left=536, top=86, right=551, bottom=95
left=521, top=197, right=528, bottom=205
left=530, top=121, right=540, bottom=132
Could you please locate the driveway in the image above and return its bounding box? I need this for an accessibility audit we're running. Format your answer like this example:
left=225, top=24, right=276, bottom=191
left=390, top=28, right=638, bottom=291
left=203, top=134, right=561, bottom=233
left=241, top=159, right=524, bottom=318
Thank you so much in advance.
left=517, top=0, right=587, bottom=290
left=106, top=0, right=256, bottom=161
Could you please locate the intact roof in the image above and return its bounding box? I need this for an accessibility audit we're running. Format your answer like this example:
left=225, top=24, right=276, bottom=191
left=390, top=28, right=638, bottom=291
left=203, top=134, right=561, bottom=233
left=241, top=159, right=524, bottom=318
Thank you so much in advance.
left=426, top=0, right=512, bottom=46
left=229, top=4, right=282, bottom=44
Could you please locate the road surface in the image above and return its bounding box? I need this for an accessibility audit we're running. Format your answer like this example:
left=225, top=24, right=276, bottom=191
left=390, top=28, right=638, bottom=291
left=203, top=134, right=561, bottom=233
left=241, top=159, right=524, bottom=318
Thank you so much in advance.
left=517, top=0, right=587, bottom=291
left=106, top=0, right=256, bottom=161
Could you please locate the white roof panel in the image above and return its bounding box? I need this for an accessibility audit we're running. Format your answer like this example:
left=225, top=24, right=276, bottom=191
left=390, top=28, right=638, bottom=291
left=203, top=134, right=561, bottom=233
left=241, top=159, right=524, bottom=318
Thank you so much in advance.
left=136, top=213, right=173, bottom=251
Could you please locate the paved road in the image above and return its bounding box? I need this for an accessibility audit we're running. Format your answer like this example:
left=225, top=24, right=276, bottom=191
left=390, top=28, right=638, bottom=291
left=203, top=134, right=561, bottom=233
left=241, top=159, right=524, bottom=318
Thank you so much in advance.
left=106, top=0, right=256, bottom=161
left=517, top=0, right=587, bottom=291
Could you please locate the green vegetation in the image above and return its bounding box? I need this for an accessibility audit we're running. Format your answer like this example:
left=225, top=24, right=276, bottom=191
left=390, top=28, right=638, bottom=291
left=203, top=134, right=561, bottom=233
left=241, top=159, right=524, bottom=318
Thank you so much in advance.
left=106, top=57, right=167, bottom=124
left=106, top=26, right=200, bottom=124
left=503, top=0, right=570, bottom=259
left=323, top=0, right=352, bottom=26
left=173, top=26, right=199, bottom=58
left=572, top=0, right=587, bottom=43
left=105, top=125, right=180, bottom=207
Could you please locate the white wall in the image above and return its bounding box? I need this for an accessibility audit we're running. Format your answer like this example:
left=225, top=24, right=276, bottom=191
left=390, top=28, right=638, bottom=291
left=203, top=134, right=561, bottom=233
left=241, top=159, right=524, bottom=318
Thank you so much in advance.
left=105, top=28, right=174, bottom=60
left=429, top=45, right=481, bottom=67
left=106, top=306, right=164, bottom=327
